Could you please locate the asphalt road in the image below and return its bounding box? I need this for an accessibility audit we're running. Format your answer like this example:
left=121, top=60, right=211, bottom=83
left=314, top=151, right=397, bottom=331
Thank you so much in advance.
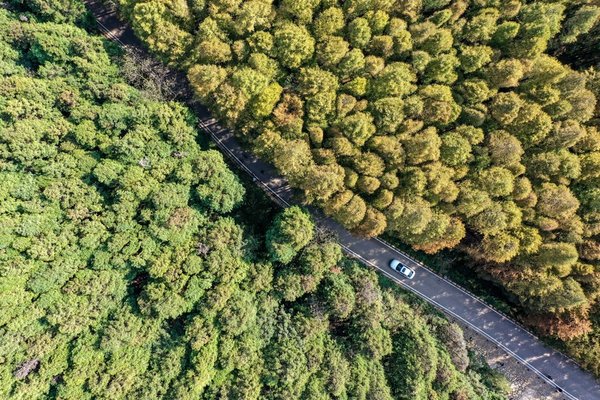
left=82, top=2, right=600, bottom=399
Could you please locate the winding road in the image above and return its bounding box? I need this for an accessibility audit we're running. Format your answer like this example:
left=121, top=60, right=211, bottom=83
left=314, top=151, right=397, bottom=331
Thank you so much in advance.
left=83, top=2, right=600, bottom=399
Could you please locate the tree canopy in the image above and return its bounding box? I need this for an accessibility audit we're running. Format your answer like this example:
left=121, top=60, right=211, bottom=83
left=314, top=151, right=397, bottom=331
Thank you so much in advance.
left=0, top=6, right=508, bottom=399
left=119, top=0, right=600, bottom=347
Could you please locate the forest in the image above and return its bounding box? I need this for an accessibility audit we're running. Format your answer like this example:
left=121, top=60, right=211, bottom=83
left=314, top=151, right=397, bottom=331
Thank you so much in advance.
left=0, top=4, right=511, bottom=399
left=114, top=0, right=600, bottom=375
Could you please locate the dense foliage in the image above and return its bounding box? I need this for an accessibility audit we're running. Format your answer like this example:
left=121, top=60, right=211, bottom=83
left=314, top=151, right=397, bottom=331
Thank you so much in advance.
left=0, top=9, right=509, bottom=399
left=119, top=0, right=600, bottom=342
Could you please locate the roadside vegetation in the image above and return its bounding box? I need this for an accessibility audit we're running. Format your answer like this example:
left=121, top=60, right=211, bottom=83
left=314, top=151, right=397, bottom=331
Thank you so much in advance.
left=115, top=0, right=600, bottom=374
left=0, top=5, right=509, bottom=399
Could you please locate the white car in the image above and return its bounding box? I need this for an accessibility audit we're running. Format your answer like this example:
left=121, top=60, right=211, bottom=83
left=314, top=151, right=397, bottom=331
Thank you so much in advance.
left=389, top=259, right=415, bottom=279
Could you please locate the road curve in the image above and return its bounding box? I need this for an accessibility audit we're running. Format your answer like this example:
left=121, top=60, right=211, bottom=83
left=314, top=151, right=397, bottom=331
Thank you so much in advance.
left=82, top=2, right=600, bottom=399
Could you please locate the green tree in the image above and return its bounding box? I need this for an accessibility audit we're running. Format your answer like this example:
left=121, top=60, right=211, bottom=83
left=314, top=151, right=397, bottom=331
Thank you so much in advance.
left=338, top=112, right=376, bottom=146
left=317, top=36, right=350, bottom=67
left=369, top=62, right=417, bottom=99
left=272, top=139, right=313, bottom=181
left=526, top=150, right=581, bottom=183
left=17, top=0, right=87, bottom=23
left=462, top=7, right=499, bottom=43
left=478, top=232, right=520, bottom=263
left=477, top=167, right=515, bottom=198
left=195, top=152, right=245, bottom=213
left=370, top=97, right=405, bottom=134
left=418, top=84, right=461, bottom=125
left=456, top=184, right=492, bottom=218
left=403, top=127, right=441, bottom=165
left=131, top=0, right=193, bottom=64
left=280, top=0, right=319, bottom=23
left=325, top=191, right=367, bottom=229
left=367, top=136, right=404, bottom=168
left=323, top=273, right=356, bottom=319
left=440, top=131, right=471, bottom=167
left=485, top=59, right=524, bottom=88
left=411, top=22, right=453, bottom=55
left=188, top=64, right=228, bottom=101
left=266, top=206, right=315, bottom=264
left=536, top=183, right=579, bottom=221
left=273, top=22, right=315, bottom=69
left=559, top=6, right=600, bottom=44
left=423, top=53, right=459, bottom=84
left=195, top=38, right=232, bottom=64
left=234, top=0, right=274, bottom=36
left=347, top=17, right=372, bottom=49
left=487, top=130, right=523, bottom=167
left=458, top=45, right=493, bottom=73
left=250, top=82, right=284, bottom=118
left=313, top=7, right=345, bottom=38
